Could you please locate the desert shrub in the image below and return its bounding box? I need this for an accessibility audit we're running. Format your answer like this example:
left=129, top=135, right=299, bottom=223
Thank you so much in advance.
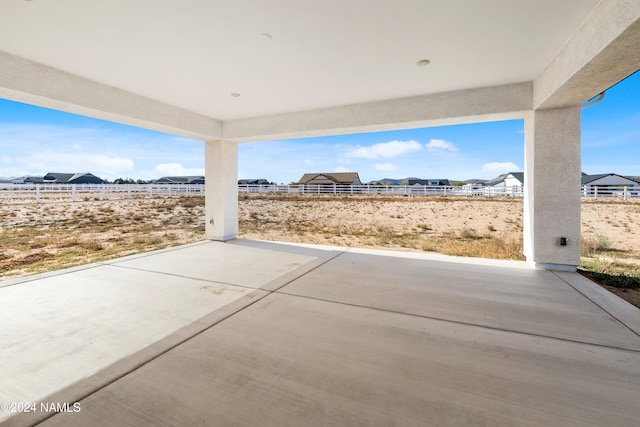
left=375, top=226, right=395, bottom=245
left=459, top=228, right=478, bottom=239
left=581, top=233, right=612, bottom=256
left=177, top=196, right=204, bottom=208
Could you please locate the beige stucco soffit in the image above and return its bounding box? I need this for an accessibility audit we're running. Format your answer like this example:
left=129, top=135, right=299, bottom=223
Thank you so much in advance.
left=222, top=82, right=532, bottom=143
left=533, top=0, right=640, bottom=110
left=0, top=50, right=221, bottom=140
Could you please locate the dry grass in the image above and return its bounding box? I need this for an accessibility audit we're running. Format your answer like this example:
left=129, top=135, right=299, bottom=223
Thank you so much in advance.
left=0, top=196, right=205, bottom=277
left=239, top=196, right=527, bottom=260
left=1, top=194, right=638, bottom=307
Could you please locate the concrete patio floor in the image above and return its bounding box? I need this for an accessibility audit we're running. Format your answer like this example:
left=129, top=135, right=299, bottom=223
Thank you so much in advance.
left=1, top=239, right=639, bottom=426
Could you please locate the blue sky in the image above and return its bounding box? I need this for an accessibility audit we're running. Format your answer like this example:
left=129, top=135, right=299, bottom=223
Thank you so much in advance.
left=1, top=72, right=638, bottom=183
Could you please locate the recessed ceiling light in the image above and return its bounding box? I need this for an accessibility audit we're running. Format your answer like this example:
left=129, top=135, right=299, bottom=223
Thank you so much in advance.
left=416, top=59, right=431, bottom=67
left=260, top=33, right=272, bottom=40
left=230, top=92, right=241, bottom=97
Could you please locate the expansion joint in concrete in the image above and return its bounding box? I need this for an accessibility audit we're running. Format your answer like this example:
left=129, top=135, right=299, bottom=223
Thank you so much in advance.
left=552, top=271, right=640, bottom=339
left=275, top=290, right=640, bottom=353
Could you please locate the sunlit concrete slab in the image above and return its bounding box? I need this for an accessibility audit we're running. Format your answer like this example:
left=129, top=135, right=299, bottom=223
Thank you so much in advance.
left=106, top=240, right=338, bottom=290
left=0, top=241, right=335, bottom=424
left=0, top=266, right=263, bottom=423
left=2, top=240, right=639, bottom=426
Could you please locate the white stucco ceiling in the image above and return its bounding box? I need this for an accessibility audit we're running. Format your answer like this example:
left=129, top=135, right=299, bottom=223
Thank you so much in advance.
left=0, top=0, right=600, bottom=121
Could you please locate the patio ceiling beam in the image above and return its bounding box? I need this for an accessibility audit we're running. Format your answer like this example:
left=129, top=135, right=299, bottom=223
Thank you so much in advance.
left=0, top=50, right=221, bottom=140
left=533, top=0, right=640, bottom=110
left=221, top=82, right=532, bottom=143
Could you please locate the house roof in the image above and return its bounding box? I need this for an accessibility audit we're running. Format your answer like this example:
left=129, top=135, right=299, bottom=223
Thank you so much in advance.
left=42, top=172, right=104, bottom=183
left=485, top=172, right=524, bottom=186
left=581, top=173, right=640, bottom=185
left=299, top=173, right=361, bottom=185
left=155, top=176, right=205, bottom=183
left=238, top=179, right=270, bottom=185
left=510, top=172, right=525, bottom=184
left=408, top=179, right=450, bottom=186
left=43, top=172, right=75, bottom=182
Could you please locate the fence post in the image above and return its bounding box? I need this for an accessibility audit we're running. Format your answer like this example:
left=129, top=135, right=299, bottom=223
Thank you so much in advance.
left=624, top=186, right=628, bottom=200
left=594, top=186, right=598, bottom=200
left=36, top=184, right=40, bottom=203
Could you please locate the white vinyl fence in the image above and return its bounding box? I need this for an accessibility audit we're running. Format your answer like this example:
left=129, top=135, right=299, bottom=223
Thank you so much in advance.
left=238, top=184, right=525, bottom=197
left=0, top=183, right=637, bottom=204
left=0, top=183, right=204, bottom=204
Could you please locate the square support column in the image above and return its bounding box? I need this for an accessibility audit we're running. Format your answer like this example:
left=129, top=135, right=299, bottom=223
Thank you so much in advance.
left=523, top=107, right=581, bottom=271
left=205, top=140, right=238, bottom=241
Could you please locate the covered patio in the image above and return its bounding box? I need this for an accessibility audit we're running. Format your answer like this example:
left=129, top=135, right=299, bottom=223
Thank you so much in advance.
left=1, top=0, right=639, bottom=270
left=1, top=240, right=639, bottom=426
left=1, top=1, right=640, bottom=425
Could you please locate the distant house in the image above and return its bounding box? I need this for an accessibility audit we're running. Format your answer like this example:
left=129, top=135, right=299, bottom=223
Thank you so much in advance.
left=9, top=176, right=45, bottom=184
left=485, top=172, right=524, bottom=188
left=43, top=172, right=105, bottom=184
left=238, top=179, right=270, bottom=185
left=582, top=173, right=640, bottom=193
left=368, top=178, right=408, bottom=185
left=154, top=176, right=205, bottom=184
left=408, top=178, right=450, bottom=186
left=298, top=172, right=362, bottom=186
left=23, top=176, right=46, bottom=184
left=0, top=176, right=39, bottom=184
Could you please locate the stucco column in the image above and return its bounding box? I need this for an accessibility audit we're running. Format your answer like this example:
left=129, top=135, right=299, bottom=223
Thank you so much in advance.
left=204, top=140, right=238, bottom=241
left=523, top=107, right=581, bottom=271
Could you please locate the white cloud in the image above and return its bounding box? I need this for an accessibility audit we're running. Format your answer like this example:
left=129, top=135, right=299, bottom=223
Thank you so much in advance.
left=481, top=162, right=521, bottom=175
left=153, top=163, right=205, bottom=176
left=345, top=140, right=421, bottom=159
left=303, top=158, right=314, bottom=165
left=1, top=156, right=11, bottom=163
left=425, top=139, right=459, bottom=152
left=86, top=155, right=134, bottom=172
left=333, top=166, right=351, bottom=173
left=10, top=150, right=135, bottom=178
left=375, top=163, right=397, bottom=172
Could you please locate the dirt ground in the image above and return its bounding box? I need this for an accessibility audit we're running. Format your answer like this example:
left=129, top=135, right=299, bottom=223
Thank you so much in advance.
left=1, top=195, right=638, bottom=307
left=239, top=195, right=639, bottom=252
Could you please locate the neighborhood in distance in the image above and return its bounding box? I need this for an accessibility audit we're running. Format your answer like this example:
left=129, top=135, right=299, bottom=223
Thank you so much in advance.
left=1, top=171, right=639, bottom=198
